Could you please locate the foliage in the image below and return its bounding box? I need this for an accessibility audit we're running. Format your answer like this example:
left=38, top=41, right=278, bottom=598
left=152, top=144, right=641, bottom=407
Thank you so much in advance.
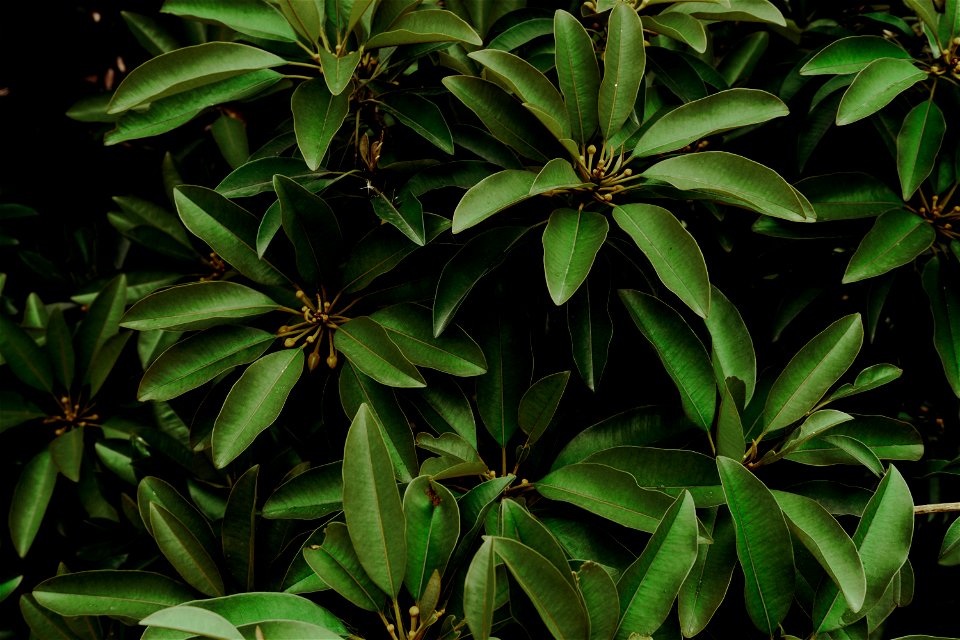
left=2, top=0, right=960, bottom=638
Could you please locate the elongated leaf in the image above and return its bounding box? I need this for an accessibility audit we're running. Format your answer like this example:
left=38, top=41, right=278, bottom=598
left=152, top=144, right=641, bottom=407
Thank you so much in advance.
left=211, top=349, right=303, bottom=468
left=585, top=447, right=723, bottom=507
left=836, top=58, right=925, bottom=126
left=274, top=175, right=343, bottom=283
left=291, top=78, right=350, bottom=171
left=334, top=317, right=425, bottom=388
left=50, top=427, right=84, bottom=482
left=555, top=10, right=600, bottom=145
left=717, top=456, right=795, bottom=634
left=139, top=326, right=273, bottom=401
left=500, top=499, right=572, bottom=585
left=678, top=509, right=737, bottom=638
left=453, top=476, right=515, bottom=567
left=897, top=99, right=946, bottom=200
left=370, top=190, right=426, bottom=247
left=463, top=538, right=496, bottom=640
left=641, top=151, right=814, bottom=222
left=175, top=186, right=288, bottom=286
left=762, top=314, right=863, bottom=435
left=318, top=49, right=360, bottom=96
left=822, top=434, right=885, bottom=476
left=536, top=463, right=676, bottom=533
left=800, top=36, right=911, bottom=75
left=411, top=376, right=477, bottom=447
left=162, top=0, right=297, bottom=41
left=370, top=303, right=486, bottom=376
left=0, top=391, right=44, bottom=434
left=567, top=270, right=612, bottom=391
left=633, top=89, right=788, bottom=157
left=20, top=593, right=81, bottom=640
left=530, top=158, right=589, bottom=195
left=379, top=93, right=454, bottom=155
left=705, top=286, right=757, bottom=404
left=33, top=571, right=193, bottom=619
left=939, top=516, right=960, bottom=566
left=619, top=290, right=716, bottom=431
left=140, top=605, right=243, bottom=640
left=922, top=258, right=960, bottom=397
left=9, top=447, right=57, bottom=557
left=577, top=561, right=618, bottom=640
left=543, top=209, right=609, bottom=306
left=216, top=157, right=318, bottom=198
left=45, top=308, right=74, bottom=390
left=616, top=492, right=699, bottom=638
left=672, top=0, right=786, bottom=24
left=303, top=523, right=387, bottom=612
left=150, top=503, right=225, bottom=597
left=365, top=9, right=482, bottom=48
left=786, top=415, right=923, bottom=466
left=452, top=170, right=535, bottom=233
left=121, top=281, right=278, bottom=331
left=403, top=476, right=459, bottom=599
left=519, top=371, right=570, bottom=445
left=599, top=3, right=644, bottom=139
left=842, top=210, right=935, bottom=284
left=222, top=465, right=258, bottom=590
left=642, top=13, right=706, bottom=52
left=613, top=204, right=710, bottom=318
left=477, top=314, right=531, bottom=447
left=827, top=364, right=902, bottom=402
left=263, top=461, right=342, bottom=520
left=342, top=404, right=407, bottom=597
left=75, top=273, right=127, bottom=377
left=0, top=313, right=52, bottom=392
left=138, top=476, right=218, bottom=545
left=122, top=10, right=180, bottom=56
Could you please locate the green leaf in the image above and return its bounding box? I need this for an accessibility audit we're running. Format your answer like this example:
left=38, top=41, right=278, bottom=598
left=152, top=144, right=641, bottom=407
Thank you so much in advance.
left=174, top=186, right=289, bottom=286
left=519, top=371, right=570, bottom=445
left=20, top=593, right=81, bottom=640
left=836, top=58, right=925, bottom=126
left=0, top=313, right=53, bottom=392
left=303, top=523, right=387, bottom=611
left=463, top=537, right=496, bottom=640
left=577, top=561, right=618, bottom=640
left=452, top=170, right=536, bottom=233
left=543, top=209, right=609, bottom=306
left=140, top=605, right=243, bottom=640
left=774, top=491, right=866, bottom=611
left=598, top=3, right=644, bottom=140
left=276, top=177, right=344, bottom=285
left=814, top=466, right=914, bottom=631
left=800, top=36, right=911, bottom=75
left=821, top=434, right=885, bottom=476
left=222, top=465, right=258, bottom=590
left=613, top=204, right=711, bottom=318
left=403, top=476, right=459, bottom=599
left=33, top=571, right=193, bottom=620
left=786, top=415, right=923, bottom=466
left=567, top=271, right=612, bottom=391
left=433, top=226, right=528, bottom=335
left=827, top=364, right=903, bottom=402
left=705, top=286, right=757, bottom=405
left=291, top=78, right=350, bottom=171
left=411, top=377, right=477, bottom=447
left=488, top=17, right=553, bottom=50
left=370, top=190, right=426, bottom=247
left=444, top=76, right=556, bottom=162
left=795, top=173, right=901, bottom=221
left=922, top=257, right=960, bottom=397
left=584, top=447, right=723, bottom=508
left=139, top=326, right=273, bottom=401
left=678, top=509, right=737, bottom=638
left=619, top=290, right=716, bottom=431
left=45, top=308, right=75, bottom=390
left=76, top=274, right=127, bottom=383
left=149, top=502, right=225, bottom=597
left=633, top=89, right=788, bottom=157
left=317, top=49, right=361, bottom=96
left=671, top=0, right=786, bottom=25
left=773, top=410, right=855, bottom=461
left=335, top=317, right=426, bottom=388
left=842, top=210, right=935, bottom=284
left=365, top=10, right=482, bottom=48
left=263, top=461, right=342, bottom=520
left=500, top=499, right=572, bottom=584
left=122, top=11, right=180, bottom=56
left=9, top=446, right=57, bottom=557
left=50, top=427, right=84, bottom=483
left=939, top=0, right=960, bottom=46
left=477, top=315, right=531, bottom=447
left=536, top=463, right=676, bottom=533
left=274, top=0, right=324, bottom=43
left=0, top=391, right=44, bottom=434
left=138, top=476, right=218, bottom=544
left=161, top=0, right=297, bottom=41
left=641, top=151, right=815, bottom=222
left=370, top=303, right=486, bottom=376
left=642, top=13, right=707, bottom=53
left=121, top=281, right=279, bottom=331
left=555, top=10, right=600, bottom=145
left=216, top=157, right=319, bottom=198
left=342, top=404, right=407, bottom=597
left=616, top=492, right=699, bottom=638
left=380, top=93, right=455, bottom=155
left=897, top=99, right=946, bottom=200
left=108, top=42, right=286, bottom=114
left=236, top=620, right=340, bottom=638
left=939, top=516, right=960, bottom=566
left=762, top=314, right=863, bottom=435
left=716, top=456, right=795, bottom=634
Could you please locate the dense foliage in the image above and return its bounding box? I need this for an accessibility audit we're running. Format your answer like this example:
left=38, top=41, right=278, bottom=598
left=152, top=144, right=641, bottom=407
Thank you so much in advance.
left=2, top=0, right=960, bottom=638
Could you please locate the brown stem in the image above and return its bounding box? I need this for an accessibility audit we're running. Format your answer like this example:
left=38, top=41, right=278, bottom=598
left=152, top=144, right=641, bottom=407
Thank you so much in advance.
left=914, top=502, right=960, bottom=515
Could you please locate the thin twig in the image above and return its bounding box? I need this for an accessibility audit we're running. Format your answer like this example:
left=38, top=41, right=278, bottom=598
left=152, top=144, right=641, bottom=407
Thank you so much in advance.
left=914, top=502, right=960, bottom=515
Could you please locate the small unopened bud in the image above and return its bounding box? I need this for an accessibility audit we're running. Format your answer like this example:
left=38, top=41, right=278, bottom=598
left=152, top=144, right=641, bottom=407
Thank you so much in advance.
left=308, top=352, right=321, bottom=372
left=587, top=144, right=597, bottom=155
left=284, top=338, right=297, bottom=348
left=326, top=353, right=338, bottom=369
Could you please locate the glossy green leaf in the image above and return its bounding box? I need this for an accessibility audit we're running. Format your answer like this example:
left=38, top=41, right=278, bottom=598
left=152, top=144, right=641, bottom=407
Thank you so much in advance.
left=318, top=49, right=361, bottom=96
left=619, top=290, right=716, bottom=431
left=417, top=432, right=485, bottom=479
left=175, top=185, right=288, bottom=286
left=463, top=537, right=496, bottom=640
left=476, top=314, right=531, bottom=447
left=335, top=317, right=425, bottom=388
left=371, top=303, right=486, bottom=376
left=9, top=446, right=57, bottom=557
left=762, top=313, right=863, bottom=435
left=797, top=173, right=902, bottom=221
left=78, top=273, right=128, bottom=372
left=774, top=491, right=866, bottom=611
left=291, top=78, right=350, bottom=171
left=500, top=499, right=572, bottom=584
left=613, top=204, right=711, bottom=318
left=671, top=0, right=786, bottom=25
left=370, top=190, right=426, bottom=248
left=518, top=371, right=570, bottom=445
left=633, top=89, right=787, bottom=158
left=577, top=561, right=618, bottom=640
left=642, top=13, right=707, bottom=52
left=939, top=516, right=960, bottom=566
left=50, top=427, right=84, bottom=483
left=275, top=175, right=343, bottom=283
left=434, top=226, right=529, bottom=335
left=543, top=208, right=609, bottom=306
left=342, top=404, right=407, bottom=597
left=340, top=222, right=430, bottom=293
left=0, top=391, right=44, bottom=434
left=263, top=461, right=342, bottom=520
left=678, top=509, right=737, bottom=638
left=33, top=571, right=193, bottom=619
left=45, top=308, right=74, bottom=390
left=599, top=3, right=644, bottom=139
left=488, top=17, right=553, bottom=50
left=150, top=502, right=225, bottom=596
left=222, top=465, right=258, bottom=590
left=411, top=377, right=477, bottom=447
left=303, top=522, right=387, bottom=611
left=822, top=434, right=885, bottom=476
left=452, top=169, right=536, bottom=234
left=922, top=257, right=960, bottom=397
left=843, top=210, right=935, bottom=284
left=786, top=415, right=923, bottom=466
left=452, top=476, right=515, bottom=566
left=537, top=463, right=676, bottom=533
left=555, top=10, right=600, bottom=145
left=236, top=620, right=340, bottom=639
left=616, top=492, right=699, bottom=639
left=567, top=271, right=612, bottom=392
left=366, top=9, right=482, bottom=48
left=108, top=42, right=285, bottom=114
left=140, top=605, right=243, bottom=640
left=121, top=281, right=278, bottom=331
left=137, top=476, right=217, bottom=545
left=162, top=0, right=297, bottom=41
left=705, top=286, right=757, bottom=404
left=122, top=11, right=180, bottom=55
left=380, top=93, right=455, bottom=155
left=641, top=151, right=815, bottom=222
left=836, top=58, right=925, bottom=126
left=212, top=349, right=303, bottom=468
left=897, top=99, right=946, bottom=200
left=216, top=157, right=319, bottom=198
left=0, top=313, right=52, bottom=392
left=717, top=456, right=795, bottom=634
left=585, top=447, right=723, bottom=507
left=800, top=36, right=911, bottom=75
left=20, top=593, right=81, bottom=640
left=403, top=476, right=459, bottom=599
left=827, top=364, right=902, bottom=402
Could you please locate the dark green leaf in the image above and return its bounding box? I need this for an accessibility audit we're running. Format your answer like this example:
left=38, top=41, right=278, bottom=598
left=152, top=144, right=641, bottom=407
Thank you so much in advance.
left=567, top=270, right=612, bottom=391
left=0, top=313, right=53, bottom=392
left=584, top=447, right=723, bottom=507
left=678, top=508, right=737, bottom=637
left=642, top=13, right=707, bottom=53
left=318, top=49, right=361, bottom=96
left=543, top=209, right=609, bottom=306
left=335, top=317, right=425, bottom=388
left=705, top=286, right=757, bottom=404
left=121, top=281, right=279, bottom=331
left=518, top=371, right=570, bottom=445
left=555, top=10, right=600, bottom=145
left=50, top=427, right=84, bottom=483
left=9, top=446, right=57, bottom=557
left=0, top=391, right=44, bottom=434
left=598, top=3, right=644, bottom=140
left=897, top=99, right=946, bottom=200
left=796, top=173, right=902, bottom=221
left=843, top=210, right=935, bottom=284
left=275, top=175, right=344, bottom=283
left=150, top=502, right=225, bottom=596
left=20, top=593, right=81, bottom=640
left=45, top=308, right=75, bottom=390
left=410, top=376, right=477, bottom=447
left=291, top=78, right=350, bottom=171
left=827, top=364, right=903, bottom=402
left=366, top=9, right=482, bottom=48
left=403, top=476, right=459, bottom=599
left=140, top=605, right=243, bottom=640
left=577, top=561, right=618, bottom=640
left=477, top=314, right=531, bottom=447
left=836, top=58, right=925, bottom=126
left=33, top=571, right=192, bottom=620
left=216, top=157, right=318, bottom=198
left=161, top=0, right=298, bottom=41
left=370, top=190, right=427, bottom=247
left=451, top=170, right=535, bottom=233
left=463, top=538, right=496, bottom=640
left=800, top=36, right=911, bottom=76
left=263, top=461, right=342, bottom=520
left=222, top=465, right=258, bottom=590
left=380, top=93, right=454, bottom=155
left=786, top=415, right=923, bottom=465
left=303, top=522, right=387, bottom=611
left=371, top=303, right=486, bottom=376
left=939, top=516, right=960, bottom=566
left=922, top=257, right=960, bottom=397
